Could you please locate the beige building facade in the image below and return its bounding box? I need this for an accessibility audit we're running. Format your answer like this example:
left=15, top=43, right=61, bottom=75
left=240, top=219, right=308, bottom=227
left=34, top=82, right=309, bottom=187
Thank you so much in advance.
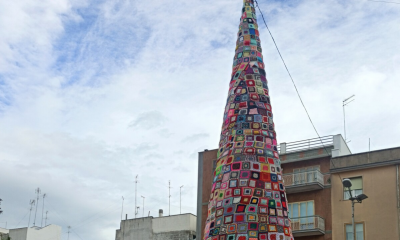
left=331, top=147, right=400, bottom=240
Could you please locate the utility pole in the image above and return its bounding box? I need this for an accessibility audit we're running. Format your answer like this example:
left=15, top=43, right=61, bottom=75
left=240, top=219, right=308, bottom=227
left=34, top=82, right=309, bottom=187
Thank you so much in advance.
left=141, top=196, right=145, bottom=217
left=33, top=188, right=41, bottom=226
left=121, top=196, right=124, bottom=220
left=180, top=185, right=184, bottom=214
left=67, top=226, right=71, bottom=240
left=28, top=200, right=35, bottom=227
left=168, top=180, right=171, bottom=216
left=45, top=211, right=48, bottom=226
left=343, top=95, right=355, bottom=142
left=135, top=175, right=138, bottom=219
left=41, top=193, right=46, bottom=227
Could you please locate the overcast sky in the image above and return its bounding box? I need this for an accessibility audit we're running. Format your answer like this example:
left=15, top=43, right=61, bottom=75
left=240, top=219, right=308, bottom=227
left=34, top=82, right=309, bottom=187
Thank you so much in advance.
left=0, top=0, right=399, bottom=239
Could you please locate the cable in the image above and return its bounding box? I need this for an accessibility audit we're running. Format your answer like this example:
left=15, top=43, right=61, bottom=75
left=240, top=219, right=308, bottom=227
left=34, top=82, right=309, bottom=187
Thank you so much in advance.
left=367, top=0, right=400, bottom=4
left=254, top=0, right=344, bottom=182
left=14, top=208, right=30, bottom=228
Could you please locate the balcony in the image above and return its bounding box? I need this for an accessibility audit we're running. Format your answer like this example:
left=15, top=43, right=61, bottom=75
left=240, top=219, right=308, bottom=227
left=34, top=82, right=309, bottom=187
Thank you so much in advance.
left=283, top=170, right=324, bottom=194
left=291, top=216, right=325, bottom=237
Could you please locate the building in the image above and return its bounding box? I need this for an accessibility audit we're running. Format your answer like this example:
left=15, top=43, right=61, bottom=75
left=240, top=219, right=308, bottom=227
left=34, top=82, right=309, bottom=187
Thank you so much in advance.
left=330, top=146, right=400, bottom=240
left=7, top=225, right=61, bottom=240
left=197, top=134, right=351, bottom=240
left=280, top=134, right=350, bottom=240
left=116, top=211, right=196, bottom=240
left=0, top=228, right=9, bottom=240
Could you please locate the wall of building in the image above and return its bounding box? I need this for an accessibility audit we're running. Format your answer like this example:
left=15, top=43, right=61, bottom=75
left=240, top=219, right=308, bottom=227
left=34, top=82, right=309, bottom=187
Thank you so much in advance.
left=331, top=165, right=399, bottom=240
left=116, top=214, right=196, bottom=240
left=282, top=156, right=332, bottom=240
left=153, top=214, right=196, bottom=233
left=8, top=228, right=27, bottom=240
left=197, top=149, right=218, bottom=240
left=116, top=218, right=153, bottom=240
left=9, top=225, right=61, bottom=240
left=153, top=230, right=196, bottom=240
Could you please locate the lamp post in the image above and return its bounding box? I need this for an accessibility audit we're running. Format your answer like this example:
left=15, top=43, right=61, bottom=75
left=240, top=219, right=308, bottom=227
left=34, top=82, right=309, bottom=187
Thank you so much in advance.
left=342, top=178, right=368, bottom=240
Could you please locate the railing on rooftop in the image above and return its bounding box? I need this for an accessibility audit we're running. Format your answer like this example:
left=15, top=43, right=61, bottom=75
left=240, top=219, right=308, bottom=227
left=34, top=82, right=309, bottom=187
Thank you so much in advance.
left=279, top=135, right=334, bottom=154
left=291, top=215, right=325, bottom=233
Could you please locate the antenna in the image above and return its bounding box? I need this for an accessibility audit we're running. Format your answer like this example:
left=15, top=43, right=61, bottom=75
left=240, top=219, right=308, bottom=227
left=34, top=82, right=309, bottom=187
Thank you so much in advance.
left=28, top=200, right=35, bottom=227
left=141, top=196, right=145, bottom=218
left=33, top=188, right=41, bottom=226
left=168, top=181, right=171, bottom=216
left=67, top=226, right=71, bottom=240
left=45, top=211, right=48, bottom=226
left=41, top=193, right=46, bottom=227
left=343, top=95, right=355, bottom=142
left=180, top=185, right=184, bottom=214
left=135, top=206, right=140, bottom=217
left=135, top=175, right=138, bottom=219
left=121, top=196, right=124, bottom=221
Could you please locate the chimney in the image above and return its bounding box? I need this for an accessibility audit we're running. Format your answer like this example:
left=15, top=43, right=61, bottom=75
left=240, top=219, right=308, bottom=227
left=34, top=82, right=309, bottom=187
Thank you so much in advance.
left=159, top=209, right=163, bottom=217
left=125, top=214, right=128, bottom=220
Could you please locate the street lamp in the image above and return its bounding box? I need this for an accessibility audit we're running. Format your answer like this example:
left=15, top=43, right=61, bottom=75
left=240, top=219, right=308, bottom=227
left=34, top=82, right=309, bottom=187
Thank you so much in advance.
left=342, top=178, right=368, bottom=240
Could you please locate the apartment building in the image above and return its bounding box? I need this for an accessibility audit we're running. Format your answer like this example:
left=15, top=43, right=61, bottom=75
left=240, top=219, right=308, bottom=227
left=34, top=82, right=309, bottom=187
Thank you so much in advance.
left=330, top=146, right=400, bottom=240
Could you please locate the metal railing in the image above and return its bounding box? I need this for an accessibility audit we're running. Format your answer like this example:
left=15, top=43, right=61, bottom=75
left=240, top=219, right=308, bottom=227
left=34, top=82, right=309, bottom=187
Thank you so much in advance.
left=291, top=215, right=325, bottom=232
left=283, top=170, right=324, bottom=187
left=279, top=135, right=334, bottom=154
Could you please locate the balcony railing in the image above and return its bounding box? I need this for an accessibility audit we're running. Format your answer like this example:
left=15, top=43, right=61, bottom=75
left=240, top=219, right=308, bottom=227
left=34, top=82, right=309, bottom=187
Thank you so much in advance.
left=283, top=170, right=325, bottom=193
left=291, top=215, right=325, bottom=237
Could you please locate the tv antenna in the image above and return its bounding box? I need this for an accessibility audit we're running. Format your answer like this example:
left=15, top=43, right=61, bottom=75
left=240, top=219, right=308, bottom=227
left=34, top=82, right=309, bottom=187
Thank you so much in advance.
left=180, top=185, right=184, bottom=214
left=121, top=196, right=124, bottom=220
left=33, top=188, right=41, bottom=226
left=141, top=196, right=145, bottom=217
left=41, top=193, right=46, bottom=227
left=135, top=175, right=139, bottom=219
left=343, top=95, right=355, bottom=142
left=28, top=200, right=36, bottom=227
left=45, top=211, right=49, bottom=226
left=67, top=226, right=71, bottom=240
left=169, top=181, right=172, bottom=216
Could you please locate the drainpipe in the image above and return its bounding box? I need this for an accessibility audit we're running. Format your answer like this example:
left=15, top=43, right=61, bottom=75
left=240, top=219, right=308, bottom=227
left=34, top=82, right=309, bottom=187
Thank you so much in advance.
left=397, top=165, right=400, bottom=239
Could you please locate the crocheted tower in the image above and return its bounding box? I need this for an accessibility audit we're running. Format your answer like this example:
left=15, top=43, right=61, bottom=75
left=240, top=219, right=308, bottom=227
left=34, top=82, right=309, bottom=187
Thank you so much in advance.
left=203, top=1, right=294, bottom=240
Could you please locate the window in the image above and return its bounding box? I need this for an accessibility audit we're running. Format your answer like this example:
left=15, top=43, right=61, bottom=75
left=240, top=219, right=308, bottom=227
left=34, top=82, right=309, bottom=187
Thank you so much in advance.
left=344, top=177, right=363, bottom=200
left=345, top=223, right=364, bottom=240
left=293, top=166, right=320, bottom=184
left=288, top=201, right=314, bottom=229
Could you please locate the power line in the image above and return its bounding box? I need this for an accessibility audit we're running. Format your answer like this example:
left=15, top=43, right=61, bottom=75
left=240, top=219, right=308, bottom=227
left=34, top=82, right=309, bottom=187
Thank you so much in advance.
left=367, top=0, right=400, bottom=4
left=254, top=0, right=344, bottom=182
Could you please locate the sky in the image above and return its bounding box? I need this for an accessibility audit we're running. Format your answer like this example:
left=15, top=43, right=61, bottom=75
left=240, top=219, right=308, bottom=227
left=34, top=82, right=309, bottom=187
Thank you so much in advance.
left=0, top=0, right=399, bottom=239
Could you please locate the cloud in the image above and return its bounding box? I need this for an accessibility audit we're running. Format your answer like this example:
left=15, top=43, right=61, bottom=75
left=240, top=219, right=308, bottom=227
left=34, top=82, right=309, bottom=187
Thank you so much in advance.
left=181, top=133, right=210, bottom=143
left=128, top=111, right=168, bottom=129
left=0, top=0, right=399, bottom=239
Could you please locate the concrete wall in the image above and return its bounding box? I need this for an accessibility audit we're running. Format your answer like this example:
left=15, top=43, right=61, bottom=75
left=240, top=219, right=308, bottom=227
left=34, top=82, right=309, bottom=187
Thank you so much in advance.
left=116, top=218, right=153, bottom=240
left=331, top=165, right=399, bottom=240
left=9, top=225, right=61, bottom=240
left=153, top=214, right=196, bottom=233
left=116, top=214, right=196, bottom=240
left=8, top=228, right=27, bottom=240
left=153, top=230, right=196, bottom=240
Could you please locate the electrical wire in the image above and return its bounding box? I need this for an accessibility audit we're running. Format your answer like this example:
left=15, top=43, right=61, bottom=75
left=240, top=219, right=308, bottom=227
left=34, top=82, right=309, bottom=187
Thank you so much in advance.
left=367, top=0, right=400, bottom=4
left=254, top=0, right=345, bottom=182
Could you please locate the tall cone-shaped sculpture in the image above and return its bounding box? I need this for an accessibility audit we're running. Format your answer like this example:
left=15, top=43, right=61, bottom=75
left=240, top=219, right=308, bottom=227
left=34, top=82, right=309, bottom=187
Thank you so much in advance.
left=203, top=1, right=294, bottom=240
